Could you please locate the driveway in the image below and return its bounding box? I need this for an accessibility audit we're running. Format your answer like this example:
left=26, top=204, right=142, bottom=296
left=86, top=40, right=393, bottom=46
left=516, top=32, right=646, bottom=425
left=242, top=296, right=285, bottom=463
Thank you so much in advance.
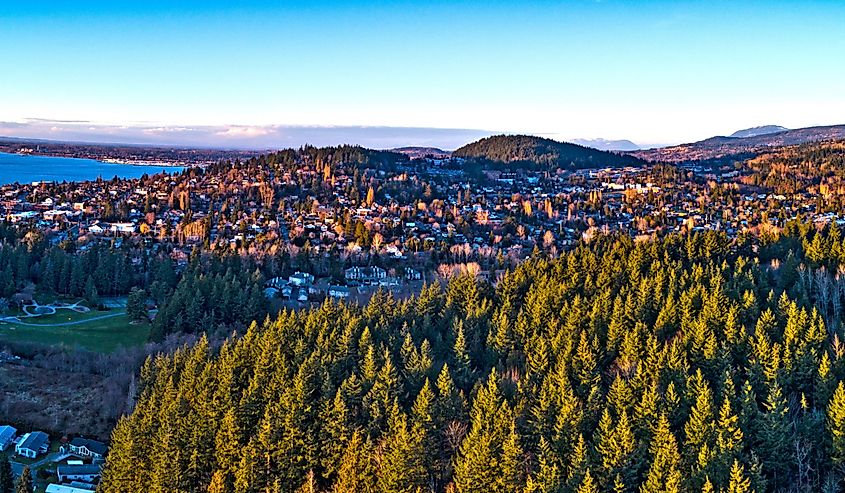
left=10, top=452, right=70, bottom=476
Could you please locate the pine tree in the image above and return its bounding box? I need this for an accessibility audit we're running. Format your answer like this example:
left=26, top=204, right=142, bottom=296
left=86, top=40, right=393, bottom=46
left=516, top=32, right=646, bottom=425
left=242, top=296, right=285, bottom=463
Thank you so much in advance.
left=333, top=431, right=375, bottom=493
left=127, top=286, right=148, bottom=322
left=0, top=456, right=12, bottom=493
left=577, top=469, right=599, bottom=493
left=758, top=382, right=790, bottom=488
left=499, top=421, right=525, bottom=493
left=640, top=414, right=682, bottom=493
left=714, top=374, right=744, bottom=485
left=377, top=404, right=427, bottom=493
left=726, top=460, right=752, bottom=493
left=827, top=380, right=845, bottom=466
left=683, top=370, right=716, bottom=488
left=207, top=470, right=227, bottom=493
left=14, top=467, right=32, bottom=493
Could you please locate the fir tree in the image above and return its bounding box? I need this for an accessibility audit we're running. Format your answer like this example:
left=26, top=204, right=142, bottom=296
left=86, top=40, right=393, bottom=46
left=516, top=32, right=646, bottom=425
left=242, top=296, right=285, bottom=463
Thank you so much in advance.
left=14, top=467, right=32, bottom=493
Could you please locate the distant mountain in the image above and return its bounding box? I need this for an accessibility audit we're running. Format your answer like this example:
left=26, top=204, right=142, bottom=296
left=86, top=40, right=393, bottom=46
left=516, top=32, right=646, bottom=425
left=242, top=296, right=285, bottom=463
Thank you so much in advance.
left=391, top=146, right=451, bottom=159
left=631, top=124, right=845, bottom=163
left=453, top=134, right=644, bottom=170
left=729, top=125, right=788, bottom=138
left=572, top=138, right=640, bottom=151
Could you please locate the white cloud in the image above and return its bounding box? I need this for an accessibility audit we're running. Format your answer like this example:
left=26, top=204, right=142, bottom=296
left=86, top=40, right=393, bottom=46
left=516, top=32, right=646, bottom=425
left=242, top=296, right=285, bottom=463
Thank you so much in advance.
left=214, top=126, right=275, bottom=138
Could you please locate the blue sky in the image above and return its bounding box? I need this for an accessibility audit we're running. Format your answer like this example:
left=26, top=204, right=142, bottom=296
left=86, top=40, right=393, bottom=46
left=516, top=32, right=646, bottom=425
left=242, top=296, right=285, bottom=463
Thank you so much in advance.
left=2, top=0, right=845, bottom=148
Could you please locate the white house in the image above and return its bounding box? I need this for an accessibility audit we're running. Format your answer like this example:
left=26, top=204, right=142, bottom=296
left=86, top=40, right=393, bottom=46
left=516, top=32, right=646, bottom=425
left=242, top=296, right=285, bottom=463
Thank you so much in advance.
left=265, top=277, right=288, bottom=290
left=345, top=266, right=387, bottom=284
left=15, top=431, right=49, bottom=459
left=57, top=464, right=101, bottom=483
left=289, top=272, right=314, bottom=287
left=0, top=425, right=16, bottom=451
left=67, top=437, right=108, bottom=460
left=328, top=286, right=350, bottom=299
left=109, top=222, right=137, bottom=234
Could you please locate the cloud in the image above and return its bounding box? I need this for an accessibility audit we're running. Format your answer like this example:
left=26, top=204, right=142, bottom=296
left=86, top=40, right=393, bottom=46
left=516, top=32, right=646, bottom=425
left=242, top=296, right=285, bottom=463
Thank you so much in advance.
left=24, top=117, right=91, bottom=124
left=215, top=126, right=274, bottom=138
left=0, top=120, right=495, bottom=150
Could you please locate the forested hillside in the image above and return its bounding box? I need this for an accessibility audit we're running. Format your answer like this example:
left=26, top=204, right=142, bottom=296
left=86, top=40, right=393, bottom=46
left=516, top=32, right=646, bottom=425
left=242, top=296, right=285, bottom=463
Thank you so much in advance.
left=453, top=135, right=643, bottom=170
left=100, top=223, right=845, bottom=492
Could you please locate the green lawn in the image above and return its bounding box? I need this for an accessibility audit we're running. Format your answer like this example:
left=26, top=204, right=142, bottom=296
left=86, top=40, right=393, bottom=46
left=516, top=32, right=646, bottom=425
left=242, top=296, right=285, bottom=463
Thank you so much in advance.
left=10, top=308, right=112, bottom=325
left=0, top=311, right=150, bottom=352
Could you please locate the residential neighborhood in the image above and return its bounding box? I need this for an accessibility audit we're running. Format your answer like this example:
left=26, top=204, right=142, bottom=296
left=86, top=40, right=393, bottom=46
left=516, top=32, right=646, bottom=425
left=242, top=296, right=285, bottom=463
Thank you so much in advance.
left=5, top=143, right=845, bottom=320
left=0, top=424, right=107, bottom=492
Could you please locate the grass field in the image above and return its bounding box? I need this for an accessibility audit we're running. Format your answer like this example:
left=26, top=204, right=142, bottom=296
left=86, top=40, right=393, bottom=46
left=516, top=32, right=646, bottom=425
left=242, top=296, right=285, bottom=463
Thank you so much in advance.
left=0, top=310, right=150, bottom=352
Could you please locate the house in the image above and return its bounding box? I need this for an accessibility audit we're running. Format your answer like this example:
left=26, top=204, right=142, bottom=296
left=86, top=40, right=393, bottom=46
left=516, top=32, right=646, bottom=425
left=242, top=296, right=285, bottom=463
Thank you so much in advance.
left=288, top=271, right=315, bottom=287
left=328, top=285, right=350, bottom=299
left=0, top=425, right=16, bottom=451
left=15, top=431, right=49, bottom=458
left=109, top=222, right=137, bottom=234
left=67, top=437, right=108, bottom=460
left=344, top=266, right=387, bottom=284
left=405, top=267, right=422, bottom=281
left=87, top=223, right=105, bottom=234
left=265, top=277, right=288, bottom=290
left=45, top=485, right=95, bottom=493
left=57, top=464, right=101, bottom=483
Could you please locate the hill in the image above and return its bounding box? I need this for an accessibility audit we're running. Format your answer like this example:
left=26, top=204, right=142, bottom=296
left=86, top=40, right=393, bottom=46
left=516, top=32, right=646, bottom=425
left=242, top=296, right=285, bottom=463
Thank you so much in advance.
left=632, top=124, right=845, bottom=163
left=99, top=229, right=845, bottom=493
left=729, top=125, right=788, bottom=138
left=452, top=134, right=643, bottom=169
left=571, top=137, right=640, bottom=151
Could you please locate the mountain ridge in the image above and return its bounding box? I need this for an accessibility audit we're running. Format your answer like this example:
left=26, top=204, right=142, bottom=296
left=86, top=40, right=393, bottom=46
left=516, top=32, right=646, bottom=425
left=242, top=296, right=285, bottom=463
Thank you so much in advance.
left=729, top=125, right=788, bottom=138
left=572, top=138, right=640, bottom=151
left=631, top=124, right=845, bottom=163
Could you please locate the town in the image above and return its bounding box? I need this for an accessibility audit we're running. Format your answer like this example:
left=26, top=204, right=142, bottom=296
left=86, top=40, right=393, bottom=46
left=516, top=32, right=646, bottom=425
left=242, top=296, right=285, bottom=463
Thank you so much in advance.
left=1, top=423, right=107, bottom=493
left=1, top=140, right=843, bottom=310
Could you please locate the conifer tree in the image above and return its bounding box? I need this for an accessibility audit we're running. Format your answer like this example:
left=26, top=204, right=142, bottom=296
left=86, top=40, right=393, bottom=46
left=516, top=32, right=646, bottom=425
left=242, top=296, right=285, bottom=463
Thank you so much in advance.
left=827, top=380, right=845, bottom=466
left=14, top=467, right=32, bottom=493
left=577, top=469, right=599, bottom=493
left=641, top=414, right=682, bottom=493
left=727, top=460, right=752, bottom=493
left=0, top=456, right=12, bottom=493
left=683, top=370, right=716, bottom=488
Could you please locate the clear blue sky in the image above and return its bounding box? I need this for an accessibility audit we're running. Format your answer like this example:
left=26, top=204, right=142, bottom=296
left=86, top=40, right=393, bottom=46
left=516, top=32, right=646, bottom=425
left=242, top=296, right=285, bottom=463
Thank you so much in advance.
left=2, top=0, right=845, bottom=147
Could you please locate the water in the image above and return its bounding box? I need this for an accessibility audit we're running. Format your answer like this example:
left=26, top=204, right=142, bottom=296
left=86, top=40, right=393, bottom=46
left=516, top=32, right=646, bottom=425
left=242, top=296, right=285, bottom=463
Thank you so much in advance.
left=0, top=152, right=184, bottom=185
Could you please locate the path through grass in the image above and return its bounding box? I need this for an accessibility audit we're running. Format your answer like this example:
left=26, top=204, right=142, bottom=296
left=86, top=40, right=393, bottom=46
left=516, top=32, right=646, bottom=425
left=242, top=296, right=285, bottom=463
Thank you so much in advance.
left=0, top=310, right=150, bottom=352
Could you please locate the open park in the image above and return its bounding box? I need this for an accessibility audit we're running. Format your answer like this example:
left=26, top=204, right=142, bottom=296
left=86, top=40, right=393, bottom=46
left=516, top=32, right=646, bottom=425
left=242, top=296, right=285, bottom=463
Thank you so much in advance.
left=0, top=299, right=149, bottom=353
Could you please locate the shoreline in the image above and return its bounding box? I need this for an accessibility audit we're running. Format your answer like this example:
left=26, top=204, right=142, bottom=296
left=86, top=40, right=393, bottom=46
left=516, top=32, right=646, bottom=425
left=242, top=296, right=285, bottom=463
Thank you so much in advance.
left=5, top=150, right=191, bottom=168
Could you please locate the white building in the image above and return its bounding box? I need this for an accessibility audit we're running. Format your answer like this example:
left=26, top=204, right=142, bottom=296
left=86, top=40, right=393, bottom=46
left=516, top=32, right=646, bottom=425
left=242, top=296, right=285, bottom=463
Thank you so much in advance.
left=16, top=431, right=49, bottom=458
left=288, top=272, right=314, bottom=287
left=46, top=485, right=95, bottom=493
left=0, top=425, right=16, bottom=451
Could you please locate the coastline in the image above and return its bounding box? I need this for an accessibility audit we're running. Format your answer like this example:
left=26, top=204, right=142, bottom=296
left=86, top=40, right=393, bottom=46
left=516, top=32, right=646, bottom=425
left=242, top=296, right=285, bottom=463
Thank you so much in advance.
left=0, top=151, right=186, bottom=185
left=9, top=151, right=189, bottom=168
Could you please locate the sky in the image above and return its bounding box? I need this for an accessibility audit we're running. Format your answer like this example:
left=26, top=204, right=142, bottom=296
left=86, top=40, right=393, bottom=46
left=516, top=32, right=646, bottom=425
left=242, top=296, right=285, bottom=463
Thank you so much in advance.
left=2, top=0, right=845, bottom=149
